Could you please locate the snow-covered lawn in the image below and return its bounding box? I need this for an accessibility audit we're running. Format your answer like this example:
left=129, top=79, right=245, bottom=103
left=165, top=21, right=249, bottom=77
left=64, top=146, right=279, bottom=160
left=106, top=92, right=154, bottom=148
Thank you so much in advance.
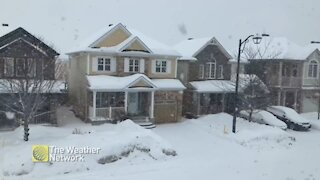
left=1, top=107, right=320, bottom=180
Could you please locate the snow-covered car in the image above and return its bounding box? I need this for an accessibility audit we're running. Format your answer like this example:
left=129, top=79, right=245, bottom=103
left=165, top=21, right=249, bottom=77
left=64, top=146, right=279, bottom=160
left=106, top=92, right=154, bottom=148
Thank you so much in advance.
left=239, top=110, right=287, bottom=130
left=266, top=106, right=311, bottom=131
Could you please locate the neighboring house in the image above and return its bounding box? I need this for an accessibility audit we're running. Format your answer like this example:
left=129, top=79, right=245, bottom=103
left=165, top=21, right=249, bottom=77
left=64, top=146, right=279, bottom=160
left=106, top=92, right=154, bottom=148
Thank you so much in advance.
left=175, top=37, right=235, bottom=116
left=67, top=23, right=185, bottom=126
left=0, top=27, right=64, bottom=126
left=246, top=37, right=320, bottom=113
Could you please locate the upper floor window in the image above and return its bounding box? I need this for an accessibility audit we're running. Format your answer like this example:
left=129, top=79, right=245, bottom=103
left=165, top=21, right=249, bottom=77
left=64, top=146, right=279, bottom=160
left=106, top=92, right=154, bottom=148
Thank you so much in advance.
left=16, top=58, right=25, bottom=77
left=308, top=60, right=318, bottom=78
left=124, top=58, right=144, bottom=73
left=199, top=64, right=204, bottom=79
left=4, top=58, right=14, bottom=77
left=282, top=64, right=290, bottom=77
left=218, top=65, right=224, bottom=79
left=155, top=60, right=167, bottom=73
left=27, top=58, right=36, bottom=77
left=129, top=59, right=140, bottom=72
left=97, top=57, right=111, bottom=71
left=292, top=64, right=298, bottom=77
left=205, top=61, right=216, bottom=79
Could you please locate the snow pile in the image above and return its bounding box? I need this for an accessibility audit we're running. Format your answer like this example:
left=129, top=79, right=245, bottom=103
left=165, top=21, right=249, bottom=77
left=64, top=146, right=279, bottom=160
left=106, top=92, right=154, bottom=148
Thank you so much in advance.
left=301, top=112, right=320, bottom=130
left=0, top=119, right=175, bottom=178
left=190, top=113, right=295, bottom=149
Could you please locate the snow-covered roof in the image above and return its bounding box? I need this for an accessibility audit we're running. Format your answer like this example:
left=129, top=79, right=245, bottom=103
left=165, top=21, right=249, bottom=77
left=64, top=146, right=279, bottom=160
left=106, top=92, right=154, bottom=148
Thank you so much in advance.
left=69, top=23, right=180, bottom=57
left=190, top=80, right=235, bottom=93
left=152, top=79, right=186, bottom=90
left=87, top=74, right=185, bottom=91
left=174, top=37, right=232, bottom=61
left=246, top=37, right=320, bottom=60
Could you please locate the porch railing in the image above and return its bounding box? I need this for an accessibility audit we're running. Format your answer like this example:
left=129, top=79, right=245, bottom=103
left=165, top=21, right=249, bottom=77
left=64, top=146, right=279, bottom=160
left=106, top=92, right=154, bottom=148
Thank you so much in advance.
left=90, top=106, right=125, bottom=121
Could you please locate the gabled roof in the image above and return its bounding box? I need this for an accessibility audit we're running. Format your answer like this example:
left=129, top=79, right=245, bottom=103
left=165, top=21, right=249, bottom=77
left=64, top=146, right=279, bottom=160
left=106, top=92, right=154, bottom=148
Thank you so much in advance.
left=119, top=36, right=153, bottom=53
left=246, top=37, right=320, bottom=61
left=69, top=23, right=179, bottom=57
left=174, top=37, right=232, bottom=60
left=0, top=27, right=59, bottom=57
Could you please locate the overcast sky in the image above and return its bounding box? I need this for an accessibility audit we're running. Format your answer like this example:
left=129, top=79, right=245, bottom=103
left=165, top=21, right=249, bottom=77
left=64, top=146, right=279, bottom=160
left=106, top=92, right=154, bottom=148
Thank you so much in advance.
left=1, top=0, right=319, bottom=54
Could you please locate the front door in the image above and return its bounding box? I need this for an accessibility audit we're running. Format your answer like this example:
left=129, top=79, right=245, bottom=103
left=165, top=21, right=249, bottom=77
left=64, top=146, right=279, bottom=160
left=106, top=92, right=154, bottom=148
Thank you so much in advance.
left=127, top=92, right=149, bottom=116
left=128, top=92, right=139, bottom=115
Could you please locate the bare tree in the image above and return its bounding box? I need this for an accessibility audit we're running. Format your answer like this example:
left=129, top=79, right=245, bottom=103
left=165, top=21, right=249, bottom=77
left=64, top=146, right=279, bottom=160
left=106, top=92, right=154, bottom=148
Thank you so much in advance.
left=235, top=38, right=282, bottom=121
left=237, top=74, right=270, bottom=121
left=0, top=58, right=62, bottom=141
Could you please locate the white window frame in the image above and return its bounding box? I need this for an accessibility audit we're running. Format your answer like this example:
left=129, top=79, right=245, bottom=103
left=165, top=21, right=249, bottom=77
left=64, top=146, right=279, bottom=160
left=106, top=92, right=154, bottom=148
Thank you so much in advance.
left=97, top=57, right=111, bottom=71
left=129, top=58, right=140, bottom=72
left=218, top=65, right=224, bottom=79
left=308, top=60, right=318, bottom=78
left=199, top=64, right=204, bottom=79
left=205, top=61, right=216, bottom=79
left=4, top=57, right=14, bottom=77
left=155, top=60, right=167, bottom=73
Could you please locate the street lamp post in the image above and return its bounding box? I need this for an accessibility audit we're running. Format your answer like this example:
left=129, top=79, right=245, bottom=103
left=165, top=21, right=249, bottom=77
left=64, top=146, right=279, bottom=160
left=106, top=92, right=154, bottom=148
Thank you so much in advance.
left=232, top=33, right=269, bottom=133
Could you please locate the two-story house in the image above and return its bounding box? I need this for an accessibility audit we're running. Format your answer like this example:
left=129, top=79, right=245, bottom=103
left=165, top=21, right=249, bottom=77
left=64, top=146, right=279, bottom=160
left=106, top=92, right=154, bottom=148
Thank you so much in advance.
left=175, top=37, right=235, bottom=116
left=0, top=27, right=63, bottom=126
left=67, top=23, right=185, bottom=126
left=246, top=37, right=320, bottom=113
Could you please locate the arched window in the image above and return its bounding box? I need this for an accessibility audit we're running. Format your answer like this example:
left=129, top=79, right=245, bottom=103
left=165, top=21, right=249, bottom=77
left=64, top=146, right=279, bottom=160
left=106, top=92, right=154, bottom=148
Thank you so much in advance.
left=308, top=60, right=318, bottom=78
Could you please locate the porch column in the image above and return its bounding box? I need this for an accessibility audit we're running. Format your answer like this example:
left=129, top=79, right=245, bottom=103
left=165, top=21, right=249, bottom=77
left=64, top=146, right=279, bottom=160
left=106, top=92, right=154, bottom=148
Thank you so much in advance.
left=124, top=91, right=128, bottom=113
left=282, top=91, right=286, bottom=106
left=279, top=62, right=283, bottom=86
left=294, top=90, right=298, bottom=110
left=222, top=93, right=225, bottom=112
left=93, top=91, right=96, bottom=121
left=277, top=90, right=281, bottom=105
left=150, top=91, right=155, bottom=118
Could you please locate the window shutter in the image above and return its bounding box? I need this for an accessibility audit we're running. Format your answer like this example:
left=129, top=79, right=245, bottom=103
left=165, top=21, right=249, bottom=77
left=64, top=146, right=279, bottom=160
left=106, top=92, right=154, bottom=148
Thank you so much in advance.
left=151, top=60, right=156, bottom=73
left=111, top=58, right=116, bottom=72
left=139, top=59, right=145, bottom=73
left=124, top=58, right=129, bottom=72
left=92, top=57, right=97, bottom=72
left=166, top=60, right=171, bottom=74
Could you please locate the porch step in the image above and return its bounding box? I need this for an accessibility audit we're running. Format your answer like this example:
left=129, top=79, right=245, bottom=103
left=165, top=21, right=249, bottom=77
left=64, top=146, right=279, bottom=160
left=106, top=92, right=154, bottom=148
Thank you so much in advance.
left=134, top=121, right=156, bottom=129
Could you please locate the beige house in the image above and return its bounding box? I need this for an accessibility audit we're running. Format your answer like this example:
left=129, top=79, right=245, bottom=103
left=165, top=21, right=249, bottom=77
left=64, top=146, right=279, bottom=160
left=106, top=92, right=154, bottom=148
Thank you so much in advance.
left=67, top=23, right=185, bottom=127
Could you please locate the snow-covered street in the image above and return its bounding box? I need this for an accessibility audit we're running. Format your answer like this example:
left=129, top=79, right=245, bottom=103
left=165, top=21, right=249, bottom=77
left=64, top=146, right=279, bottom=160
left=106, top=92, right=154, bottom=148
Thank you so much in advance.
left=1, top=108, right=320, bottom=180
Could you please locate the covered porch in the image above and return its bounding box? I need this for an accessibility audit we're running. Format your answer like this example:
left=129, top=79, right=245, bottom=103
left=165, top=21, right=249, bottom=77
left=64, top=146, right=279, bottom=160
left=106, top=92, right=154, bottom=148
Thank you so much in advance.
left=189, top=80, right=235, bottom=115
left=87, top=74, right=156, bottom=123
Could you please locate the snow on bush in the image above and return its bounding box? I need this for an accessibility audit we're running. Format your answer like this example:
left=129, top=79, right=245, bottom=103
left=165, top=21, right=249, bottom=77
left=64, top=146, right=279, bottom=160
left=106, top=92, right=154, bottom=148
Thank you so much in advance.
left=0, top=120, right=176, bottom=178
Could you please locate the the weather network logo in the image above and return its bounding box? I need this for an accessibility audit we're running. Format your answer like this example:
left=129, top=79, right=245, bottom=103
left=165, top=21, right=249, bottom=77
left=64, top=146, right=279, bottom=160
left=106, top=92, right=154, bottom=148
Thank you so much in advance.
left=32, top=145, right=49, bottom=162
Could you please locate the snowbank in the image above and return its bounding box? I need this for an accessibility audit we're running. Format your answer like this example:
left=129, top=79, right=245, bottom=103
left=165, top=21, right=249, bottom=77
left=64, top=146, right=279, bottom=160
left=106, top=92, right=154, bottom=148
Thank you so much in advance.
left=0, top=119, right=175, bottom=178
left=190, top=113, right=295, bottom=149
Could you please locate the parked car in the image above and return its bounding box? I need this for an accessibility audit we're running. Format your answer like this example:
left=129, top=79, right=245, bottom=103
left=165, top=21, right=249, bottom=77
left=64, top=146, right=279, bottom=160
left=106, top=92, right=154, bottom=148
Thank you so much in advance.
left=239, top=110, right=287, bottom=130
left=266, top=106, right=311, bottom=131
